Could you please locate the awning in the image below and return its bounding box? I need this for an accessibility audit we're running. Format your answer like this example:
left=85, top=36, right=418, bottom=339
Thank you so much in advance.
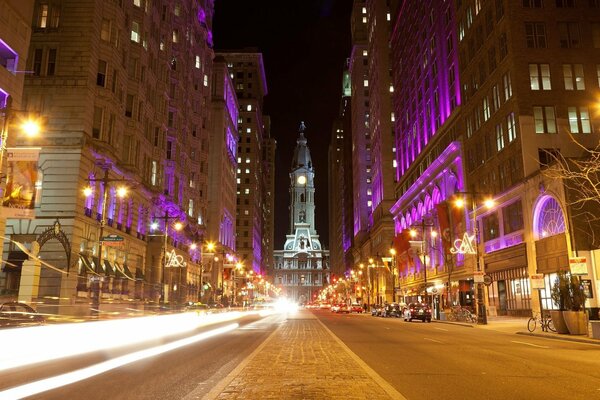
left=103, top=259, right=115, bottom=276
left=2, top=251, right=28, bottom=272
left=114, top=262, right=134, bottom=280
left=79, top=254, right=96, bottom=275
left=91, top=257, right=103, bottom=274
left=135, top=268, right=145, bottom=281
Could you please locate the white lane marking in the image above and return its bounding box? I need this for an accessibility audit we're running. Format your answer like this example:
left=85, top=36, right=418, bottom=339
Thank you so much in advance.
left=0, top=324, right=239, bottom=400
left=434, top=327, right=448, bottom=331
left=511, top=340, right=550, bottom=349
left=423, top=337, right=443, bottom=344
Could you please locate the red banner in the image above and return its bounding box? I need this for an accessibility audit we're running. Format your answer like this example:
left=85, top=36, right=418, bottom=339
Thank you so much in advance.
left=393, top=229, right=414, bottom=268
left=436, top=201, right=451, bottom=256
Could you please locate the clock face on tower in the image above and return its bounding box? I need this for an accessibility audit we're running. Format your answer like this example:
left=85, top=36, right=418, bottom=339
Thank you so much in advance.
left=297, top=175, right=306, bottom=185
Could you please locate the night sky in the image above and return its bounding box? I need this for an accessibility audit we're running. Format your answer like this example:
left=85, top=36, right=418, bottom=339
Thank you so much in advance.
left=213, top=0, right=353, bottom=249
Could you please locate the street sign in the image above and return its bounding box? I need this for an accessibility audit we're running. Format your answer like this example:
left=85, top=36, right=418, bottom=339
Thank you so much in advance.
left=530, top=273, right=545, bottom=289
left=473, top=271, right=485, bottom=283
left=569, top=257, right=588, bottom=275
left=101, top=234, right=124, bottom=247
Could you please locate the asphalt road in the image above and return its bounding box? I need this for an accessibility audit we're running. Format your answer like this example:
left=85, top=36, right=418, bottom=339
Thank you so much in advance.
left=316, top=309, right=600, bottom=400
left=1, top=313, right=286, bottom=400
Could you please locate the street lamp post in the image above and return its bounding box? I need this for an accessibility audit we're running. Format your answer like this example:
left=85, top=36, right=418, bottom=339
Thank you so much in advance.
left=151, top=211, right=182, bottom=308
left=410, top=219, right=437, bottom=307
left=389, top=248, right=397, bottom=303
left=84, top=167, right=129, bottom=316
left=454, top=193, right=494, bottom=325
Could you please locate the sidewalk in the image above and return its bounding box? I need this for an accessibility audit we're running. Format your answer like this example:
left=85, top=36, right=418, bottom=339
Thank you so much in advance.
left=203, top=310, right=406, bottom=400
left=435, top=315, right=600, bottom=345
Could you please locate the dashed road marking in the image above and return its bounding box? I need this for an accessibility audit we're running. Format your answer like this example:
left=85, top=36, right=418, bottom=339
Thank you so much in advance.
left=434, top=327, right=448, bottom=331
left=423, top=337, right=443, bottom=344
left=511, top=340, right=550, bottom=349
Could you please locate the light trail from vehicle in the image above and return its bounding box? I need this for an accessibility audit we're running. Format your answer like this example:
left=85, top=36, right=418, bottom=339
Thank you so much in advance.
left=0, top=323, right=239, bottom=400
left=0, top=310, right=265, bottom=372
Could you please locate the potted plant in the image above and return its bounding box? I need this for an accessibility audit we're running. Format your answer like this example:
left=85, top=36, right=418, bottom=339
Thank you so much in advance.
left=551, top=271, right=587, bottom=335
left=550, top=271, right=570, bottom=334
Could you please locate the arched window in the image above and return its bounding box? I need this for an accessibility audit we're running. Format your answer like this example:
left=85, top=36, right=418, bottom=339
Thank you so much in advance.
left=300, top=193, right=305, bottom=202
left=534, top=196, right=566, bottom=239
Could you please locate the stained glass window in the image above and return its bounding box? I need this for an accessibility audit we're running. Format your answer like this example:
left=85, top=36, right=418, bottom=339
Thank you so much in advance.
left=536, top=197, right=565, bottom=238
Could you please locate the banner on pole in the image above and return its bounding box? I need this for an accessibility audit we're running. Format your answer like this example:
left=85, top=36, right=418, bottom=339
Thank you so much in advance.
left=2, top=148, right=40, bottom=219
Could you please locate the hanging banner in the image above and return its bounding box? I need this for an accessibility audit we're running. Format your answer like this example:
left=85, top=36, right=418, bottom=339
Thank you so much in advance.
left=2, top=148, right=40, bottom=219
left=436, top=201, right=452, bottom=255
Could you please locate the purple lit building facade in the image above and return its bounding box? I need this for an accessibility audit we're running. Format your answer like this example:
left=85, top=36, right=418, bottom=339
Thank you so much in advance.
left=1, top=0, right=216, bottom=314
left=206, top=56, right=238, bottom=301
left=217, top=51, right=270, bottom=274
left=390, top=1, right=600, bottom=317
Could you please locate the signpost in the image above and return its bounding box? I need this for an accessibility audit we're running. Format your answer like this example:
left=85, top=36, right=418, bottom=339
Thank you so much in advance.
left=530, top=273, right=545, bottom=289
left=569, top=256, right=587, bottom=275
left=100, top=234, right=124, bottom=247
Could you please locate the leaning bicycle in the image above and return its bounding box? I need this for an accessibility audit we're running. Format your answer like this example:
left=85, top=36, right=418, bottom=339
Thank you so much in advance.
left=527, top=312, right=556, bottom=333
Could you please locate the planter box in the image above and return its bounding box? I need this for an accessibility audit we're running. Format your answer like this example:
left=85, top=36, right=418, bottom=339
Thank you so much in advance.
left=563, top=311, right=588, bottom=335
left=590, top=321, right=600, bottom=339
left=550, top=310, right=569, bottom=334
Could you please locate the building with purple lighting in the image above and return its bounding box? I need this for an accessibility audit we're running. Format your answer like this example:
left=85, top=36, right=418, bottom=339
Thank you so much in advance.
left=1, top=0, right=216, bottom=314
left=0, top=0, right=34, bottom=292
left=206, top=56, right=238, bottom=302
left=216, top=50, right=271, bottom=275
left=274, top=123, right=329, bottom=304
left=389, top=1, right=600, bottom=318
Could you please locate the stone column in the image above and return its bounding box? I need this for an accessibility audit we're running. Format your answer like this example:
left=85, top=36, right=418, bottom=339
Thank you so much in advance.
left=18, top=257, right=41, bottom=303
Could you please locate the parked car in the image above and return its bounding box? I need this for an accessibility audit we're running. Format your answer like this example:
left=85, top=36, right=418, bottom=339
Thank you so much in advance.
left=331, top=304, right=341, bottom=313
left=0, top=302, right=45, bottom=328
left=403, top=302, right=432, bottom=322
left=350, top=303, right=364, bottom=313
left=370, top=304, right=383, bottom=316
left=319, top=303, right=331, bottom=309
left=381, top=303, right=402, bottom=318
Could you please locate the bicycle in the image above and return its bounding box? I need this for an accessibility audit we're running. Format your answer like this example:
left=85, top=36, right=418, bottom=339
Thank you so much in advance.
left=446, top=306, right=477, bottom=323
left=527, top=312, right=556, bottom=333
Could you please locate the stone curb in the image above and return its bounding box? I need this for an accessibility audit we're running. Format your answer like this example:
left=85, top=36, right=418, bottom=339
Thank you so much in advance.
left=516, top=331, right=600, bottom=346
left=431, top=320, right=475, bottom=328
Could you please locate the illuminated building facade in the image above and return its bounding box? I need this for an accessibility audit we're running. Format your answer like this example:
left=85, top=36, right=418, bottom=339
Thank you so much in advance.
left=217, top=51, right=270, bottom=274
left=390, top=0, right=600, bottom=317
left=0, top=0, right=34, bottom=292
left=274, top=124, right=329, bottom=304
left=1, top=0, right=215, bottom=313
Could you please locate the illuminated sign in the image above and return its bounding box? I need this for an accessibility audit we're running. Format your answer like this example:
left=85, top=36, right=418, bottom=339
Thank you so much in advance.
left=450, top=232, right=476, bottom=255
left=166, top=249, right=185, bottom=268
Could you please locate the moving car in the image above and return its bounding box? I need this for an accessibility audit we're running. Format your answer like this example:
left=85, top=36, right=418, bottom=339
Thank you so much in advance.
left=0, top=302, right=45, bottom=328
left=350, top=303, right=364, bottom=313
left=335, top=304, right=351, bottom=314
left=370, top=304, right=383, bottom=316
left=403, top=302, right=432, bottom=322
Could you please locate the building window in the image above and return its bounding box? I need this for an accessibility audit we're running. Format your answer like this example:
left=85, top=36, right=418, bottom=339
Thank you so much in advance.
left=482, top=212, right=500, bottom=242
left=244, top=188, right=250, bottom=194
left=32, top=49, right=42, bottom=76
left=522, top=0, right=543, bottom=6
left=204, top=74, right=209, bottom=86
left=529, top=64, right=551, bottom=90
left=166, top=141, right=173, bottom=159
left=483, top=97, right=491, bottom=121
left=507, top=112, right=517, bottom=142
left=37, top=4, right=49, bottom=28
left=195, top=55, right=201, bottom=69
left=495, top=123, right=505, bottom=151
left=492, top=85, right=501, bottom=111
left=97, top=60, right=107, bottom=87
left=597, top=64, right=600, bottom=87
left=568, top=107, right=591, bottom=134
left=593, top=24, right=600, bottom=48
left=92, top=107, right=103, bottom=139
left=525, top=22, right=547, bottom=48
left=131, top=21, right=140, bottom=43
left=101, top=19, right=111, bottom=42
left=188, top=199, right=194, bottom=217
left=562, top=64, right=585, bottom=90
left=533, top=106, right=557, bottom=134
left=151, top=161, right=158, bottom=186
left=502, top=73, right=512, bottom=100
left=503, top=201, right=524, bottom=234
left=558, top=22, right=580, bottom=48
left=555, top=0, right=574, bottom=7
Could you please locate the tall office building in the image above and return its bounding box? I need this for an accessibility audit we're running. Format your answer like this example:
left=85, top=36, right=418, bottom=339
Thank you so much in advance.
left=274, top=123, right=329, bottom=303
left=217, top=50, right=270, bottom=274
left=389, top=1, right=600, bottom=316
left=328, top=66, right=353, bottom=279
left=1, top=0, right=215, bottom=314
left=262, top=116, right=276, bottom=277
